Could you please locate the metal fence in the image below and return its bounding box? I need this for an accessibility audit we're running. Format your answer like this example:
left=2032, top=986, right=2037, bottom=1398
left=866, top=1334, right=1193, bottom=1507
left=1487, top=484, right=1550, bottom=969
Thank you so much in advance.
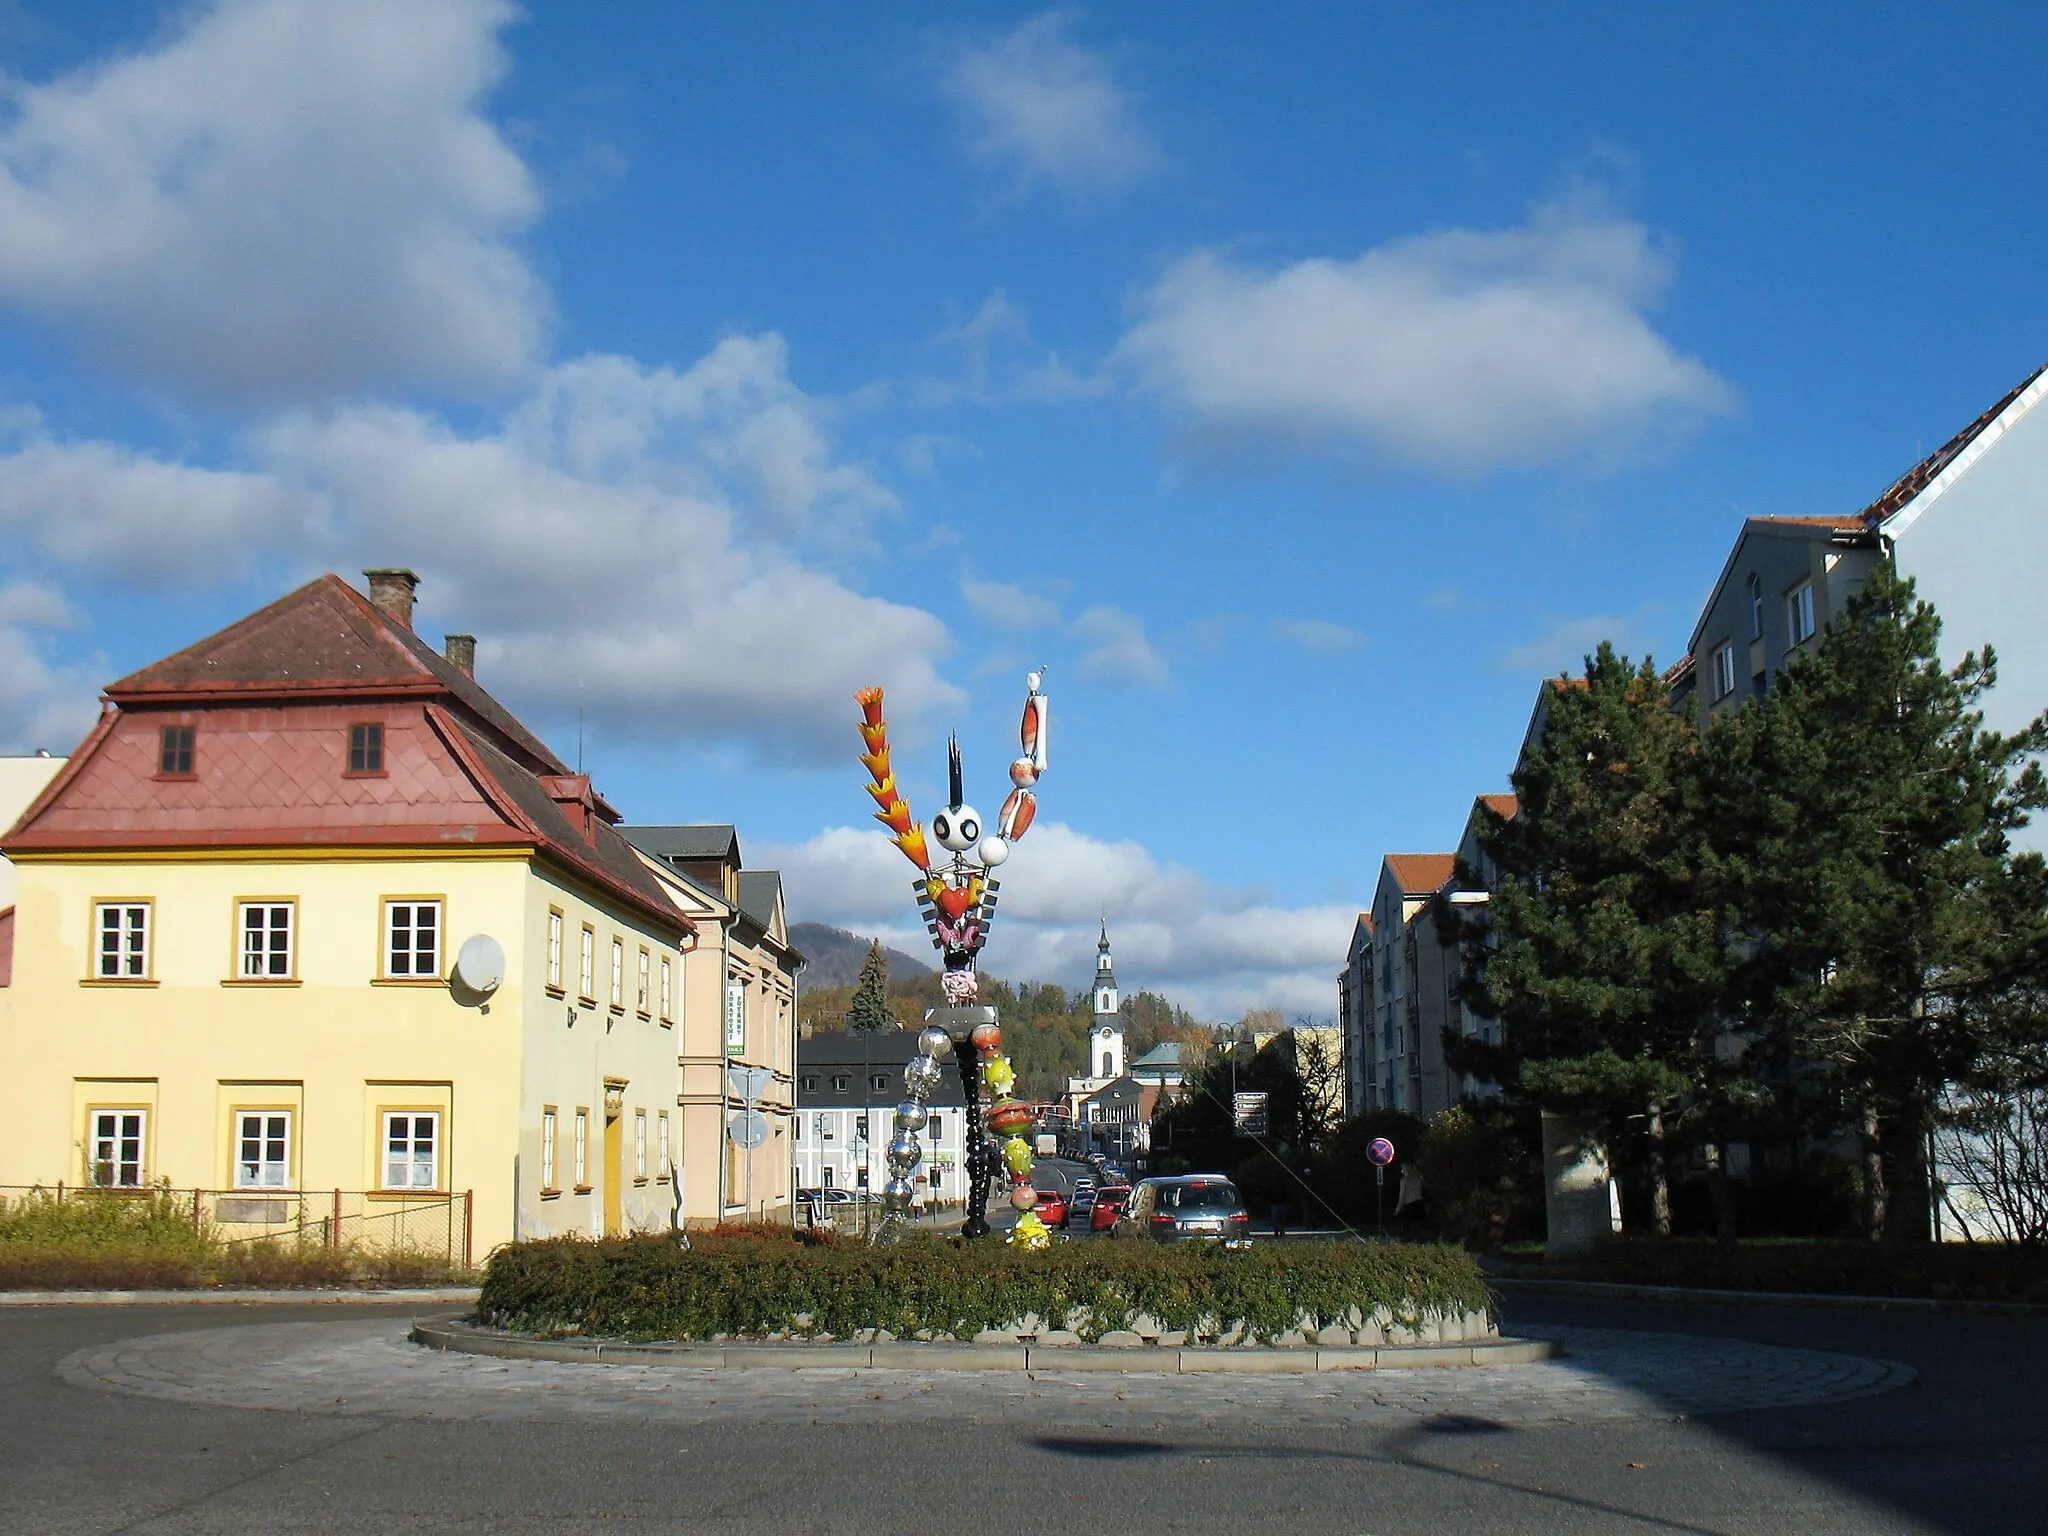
left=1, top=1184, right=473, bottom=1270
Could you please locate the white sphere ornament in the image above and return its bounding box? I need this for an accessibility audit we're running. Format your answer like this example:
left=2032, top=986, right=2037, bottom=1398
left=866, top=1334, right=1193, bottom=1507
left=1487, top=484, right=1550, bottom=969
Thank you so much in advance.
left=882, top=1177, right=916, bottom=1207
left=975, top=835, right=1010, bottom=868
left=893, top=1101, right=929, bottom=1132
left=916, top=1025, right=954, bottom=1059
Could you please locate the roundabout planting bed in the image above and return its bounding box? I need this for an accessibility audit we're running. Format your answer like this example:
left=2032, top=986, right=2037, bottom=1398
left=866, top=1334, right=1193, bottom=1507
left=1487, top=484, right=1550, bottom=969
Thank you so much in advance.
left=478, top=1230, right=1497, bottom=1346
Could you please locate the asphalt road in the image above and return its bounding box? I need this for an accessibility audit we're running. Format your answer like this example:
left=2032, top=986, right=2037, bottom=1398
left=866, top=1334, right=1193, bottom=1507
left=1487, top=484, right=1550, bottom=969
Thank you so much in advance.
left=2, top=1293, right=2043, bottom=1534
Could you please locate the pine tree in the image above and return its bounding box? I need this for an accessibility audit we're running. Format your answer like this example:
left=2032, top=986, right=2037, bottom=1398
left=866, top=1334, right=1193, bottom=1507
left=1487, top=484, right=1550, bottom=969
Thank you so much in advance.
left=1705, top=568, right=2048, bottom=1240
left=846, top=941, right=896, bottom=1033
left=1444, top=643, right=1736, bottom=1227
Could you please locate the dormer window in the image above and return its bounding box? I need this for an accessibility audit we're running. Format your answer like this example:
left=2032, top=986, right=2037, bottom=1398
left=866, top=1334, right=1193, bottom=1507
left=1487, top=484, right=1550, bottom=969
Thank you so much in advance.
left=348, top=722, right=384, bottom=774
left=158, top=725, right=195, bottom=777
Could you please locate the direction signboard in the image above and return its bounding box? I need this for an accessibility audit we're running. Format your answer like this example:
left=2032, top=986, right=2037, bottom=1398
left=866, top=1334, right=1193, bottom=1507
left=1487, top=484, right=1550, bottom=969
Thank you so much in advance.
left=1232, top=1091, right=1269, bottom=1136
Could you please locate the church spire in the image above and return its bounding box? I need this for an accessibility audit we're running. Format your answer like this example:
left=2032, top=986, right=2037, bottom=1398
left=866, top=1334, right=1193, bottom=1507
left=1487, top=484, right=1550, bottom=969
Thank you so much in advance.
left=1090, top=918, right=1123, bottom=1079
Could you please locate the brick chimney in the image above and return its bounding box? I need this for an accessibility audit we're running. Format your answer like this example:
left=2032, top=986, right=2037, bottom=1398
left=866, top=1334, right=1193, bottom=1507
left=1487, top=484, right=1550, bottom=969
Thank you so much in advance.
left=363, top=569, right=419, bottom=631
left=443, top=633, right=476, bottom=678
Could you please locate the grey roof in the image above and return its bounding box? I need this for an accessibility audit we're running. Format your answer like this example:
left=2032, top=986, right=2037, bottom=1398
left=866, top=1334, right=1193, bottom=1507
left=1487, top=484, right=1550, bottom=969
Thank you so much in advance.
left=621, top=825, right=739, bottom=864
left=736, top=870, right=782, bottom=931
left=1086, top=1074, right=1144, bottom=1106
left=1130, top=1042, right=1185, bottom=1071
left=795, top=1031, right=967, bottom=1108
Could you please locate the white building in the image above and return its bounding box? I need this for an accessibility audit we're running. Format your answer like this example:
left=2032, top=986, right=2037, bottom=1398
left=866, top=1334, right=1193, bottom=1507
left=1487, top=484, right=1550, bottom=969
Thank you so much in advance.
left=791, top=1030, right=967, bottom=1206
left=1682, top=361, right=2048, bottom=852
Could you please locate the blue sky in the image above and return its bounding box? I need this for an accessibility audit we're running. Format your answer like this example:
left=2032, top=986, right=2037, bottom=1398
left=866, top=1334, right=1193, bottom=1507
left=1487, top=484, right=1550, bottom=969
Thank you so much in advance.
left=2, top=1, right=2044, bottom=1015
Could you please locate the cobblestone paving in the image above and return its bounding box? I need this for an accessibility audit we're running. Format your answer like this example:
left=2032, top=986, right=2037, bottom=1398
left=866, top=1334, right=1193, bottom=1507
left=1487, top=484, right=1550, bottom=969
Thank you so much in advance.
left=56, top=1318, right=1915, bottom=1431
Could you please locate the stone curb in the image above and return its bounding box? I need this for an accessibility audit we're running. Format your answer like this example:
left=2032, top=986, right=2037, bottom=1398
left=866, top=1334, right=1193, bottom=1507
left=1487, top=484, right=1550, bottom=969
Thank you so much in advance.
left=1491, top=1276, right=2048, bottom=1318
left=408, top=1318, right=1561, bottom=1373
left=0, top=1287, right=481, bottom=1307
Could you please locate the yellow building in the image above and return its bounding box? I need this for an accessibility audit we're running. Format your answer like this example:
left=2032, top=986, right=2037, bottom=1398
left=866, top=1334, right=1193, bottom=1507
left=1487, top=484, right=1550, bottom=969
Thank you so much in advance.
left=623, top=827, right=802, bottom=1224
left=0, top=569, right=793, bottom=1258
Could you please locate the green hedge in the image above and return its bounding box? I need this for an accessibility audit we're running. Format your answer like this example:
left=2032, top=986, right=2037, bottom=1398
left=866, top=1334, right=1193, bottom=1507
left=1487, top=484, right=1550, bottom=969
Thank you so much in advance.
left=477, top=1232, right=1494, bottom=1343
left=1503, top=1238, right=2048, bottom=1304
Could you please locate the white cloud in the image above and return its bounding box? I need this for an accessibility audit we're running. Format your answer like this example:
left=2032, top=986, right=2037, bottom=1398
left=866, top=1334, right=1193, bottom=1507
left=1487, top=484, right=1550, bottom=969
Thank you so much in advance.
left=926, top=291, right=1110, bottom=405
left=1074, top=603, right=1168, bottom=687
left=963, top=578, right=1060, bottom=631
left=1118, top=196, right=1735, bottom=473
left=939, top=12, right=1158, bottom=197
left=1494, top=611, right=1659, bottom=676
left=4, top=338, right=960, bottom=766
left=0, top=0, right=544, bottom=401
left=0, top=582, right=97, bottom=754
left=1270, top=617, right=1365, bottom=654
left=0, top=431, right=322, bottom=582
left=761, top=819, right=1352, bottom=1018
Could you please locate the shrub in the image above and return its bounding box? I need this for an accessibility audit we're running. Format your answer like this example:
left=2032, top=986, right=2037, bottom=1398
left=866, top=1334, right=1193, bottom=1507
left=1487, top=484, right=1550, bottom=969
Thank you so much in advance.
left=478, top=1231, right=1494, bottom=1343
left=0, top=1184, right=474, bottom=1290
left=1417, top=1103, right=1542, bottom=1244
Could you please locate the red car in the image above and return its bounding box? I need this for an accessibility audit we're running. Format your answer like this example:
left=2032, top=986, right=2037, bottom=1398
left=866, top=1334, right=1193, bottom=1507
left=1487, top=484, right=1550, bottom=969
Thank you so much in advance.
left=1033, top=1189, right=1068, bottom=1227
left=1090, top=1185, right=1133, bottom=1231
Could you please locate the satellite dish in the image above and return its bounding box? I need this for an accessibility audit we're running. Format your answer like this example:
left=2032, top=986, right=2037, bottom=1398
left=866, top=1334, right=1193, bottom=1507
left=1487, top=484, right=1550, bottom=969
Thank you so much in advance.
left=452, top=934, right=505, bottom=999
left=727, top=1110, right=769, bottom=1149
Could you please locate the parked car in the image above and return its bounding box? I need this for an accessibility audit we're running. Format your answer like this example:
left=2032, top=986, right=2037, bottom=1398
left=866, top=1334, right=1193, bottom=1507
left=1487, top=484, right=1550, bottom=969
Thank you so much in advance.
left=1033, top=1188, right=1068, bottom=1228
left=1114, top=1176, right=1251, bottom=1245
left=1068, top=1175, right=1098, bottom=1218
left=1090, top=1184, right=1132, bottom=1231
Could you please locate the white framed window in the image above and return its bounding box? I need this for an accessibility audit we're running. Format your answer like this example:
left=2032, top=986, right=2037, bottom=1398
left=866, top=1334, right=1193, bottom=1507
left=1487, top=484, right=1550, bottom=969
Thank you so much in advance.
left=239, top=902, right=294, bottom=979
left=928, top=1112, right=943, bottom=1140
left=234, top=1111, right=291, bottom=1188
left=579, top=926, right=596, bottom=1000
left=381, top=1111, right=439, bottom=1190
left=573, top=1109, right=589, bottom=1188
left=89, top=1109, right=146, bottom=1187
left=724, top=979, right=747, bottom=1057
left=541, top=1107, right=558, bottom=1191
left=1747, top=573, right=1763, bottom=640
left=1711, top=642, right=1736, bottom=700
left=94, top=903, right=149, bottom=979
left=659, top=955, right=674, bottom=1023
left=634, top=1109, right=647, bottom=1179
left=636, top=948, right=651, bottom=1015
left=657, top=1111, right=671, bottom=1177
left=1786, top=579, right=1817, bottom=645
left=610, top=937, right=625, bottom=1010
left=384, top=901, right=441, bottom=978
left=546, top=910, right=564, bottom=992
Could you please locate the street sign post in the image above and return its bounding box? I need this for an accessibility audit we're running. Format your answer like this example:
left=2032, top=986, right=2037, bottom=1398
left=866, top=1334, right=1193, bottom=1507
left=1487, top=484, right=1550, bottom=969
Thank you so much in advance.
left=1368, top=1136, right=1396, bottom=1235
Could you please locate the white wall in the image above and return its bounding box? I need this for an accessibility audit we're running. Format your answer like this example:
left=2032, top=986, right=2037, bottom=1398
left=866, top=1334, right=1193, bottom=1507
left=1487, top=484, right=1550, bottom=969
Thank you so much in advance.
left=0, top=755, right=66, bottom=911
left=1890, top=393, right=2048, bottom=852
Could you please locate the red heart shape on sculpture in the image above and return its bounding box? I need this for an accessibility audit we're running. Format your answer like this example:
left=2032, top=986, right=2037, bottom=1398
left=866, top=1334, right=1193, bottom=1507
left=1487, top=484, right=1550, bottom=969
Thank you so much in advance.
left=934, top=885, right=974, bottom=920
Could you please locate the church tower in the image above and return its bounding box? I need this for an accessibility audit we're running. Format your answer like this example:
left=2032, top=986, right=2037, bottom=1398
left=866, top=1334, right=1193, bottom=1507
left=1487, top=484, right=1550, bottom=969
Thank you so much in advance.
left=1091, top=920, right=1124, bottom=1080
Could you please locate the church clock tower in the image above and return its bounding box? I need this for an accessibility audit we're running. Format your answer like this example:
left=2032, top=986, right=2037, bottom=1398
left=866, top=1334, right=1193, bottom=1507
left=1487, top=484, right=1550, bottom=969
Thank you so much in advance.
left=1091, top=921, right=1124, bottom=1080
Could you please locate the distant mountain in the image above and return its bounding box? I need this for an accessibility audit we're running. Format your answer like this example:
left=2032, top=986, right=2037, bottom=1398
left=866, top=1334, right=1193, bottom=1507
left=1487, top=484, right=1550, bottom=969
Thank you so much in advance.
left=790, top=923, right=935, bottom=994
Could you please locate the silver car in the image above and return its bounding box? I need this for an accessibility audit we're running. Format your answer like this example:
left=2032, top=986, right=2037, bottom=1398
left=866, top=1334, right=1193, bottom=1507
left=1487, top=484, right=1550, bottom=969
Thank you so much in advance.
left=1115, top=1175, right=1252, bottom=1246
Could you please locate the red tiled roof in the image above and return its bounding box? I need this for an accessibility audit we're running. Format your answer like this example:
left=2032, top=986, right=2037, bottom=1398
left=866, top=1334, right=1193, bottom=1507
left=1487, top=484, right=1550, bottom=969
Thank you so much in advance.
left=1857, top=362, right=2048, bottom=525
left=5, top=576, right=689, bottom=941
left=1476, top=793, right=1518, bottom=820
left=1384, top=853, right=1456, bottom=894
left=108, top=575, right=567, bottom=775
